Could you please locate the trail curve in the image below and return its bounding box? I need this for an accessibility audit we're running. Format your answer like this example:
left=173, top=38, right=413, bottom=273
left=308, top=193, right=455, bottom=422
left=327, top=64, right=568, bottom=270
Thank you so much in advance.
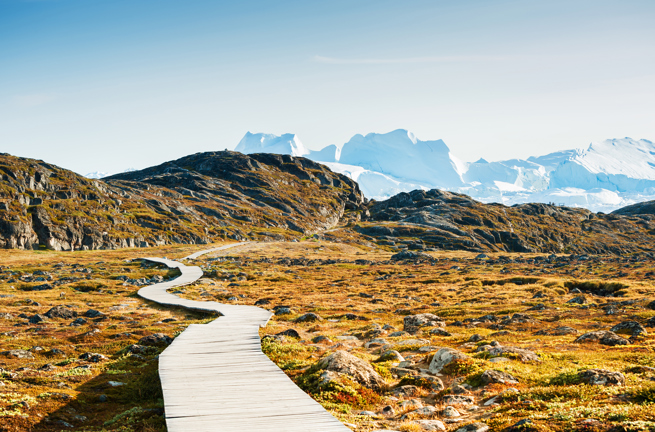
left=138, top=243, right=351, bottom=432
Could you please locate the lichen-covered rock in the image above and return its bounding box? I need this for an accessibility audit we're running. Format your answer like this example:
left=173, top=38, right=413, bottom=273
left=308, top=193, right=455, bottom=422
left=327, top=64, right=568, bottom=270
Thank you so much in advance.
left=316, top=350, right=385, bottom=390
left=578, top=369, right=625, bottom=386
left=429, top=348, right=468, bottom=374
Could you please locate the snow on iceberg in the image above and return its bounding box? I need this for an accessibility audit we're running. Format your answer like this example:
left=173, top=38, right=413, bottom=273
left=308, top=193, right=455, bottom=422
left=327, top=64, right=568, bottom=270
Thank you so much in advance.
left=235, top=132, right=310, bottom=157
left=338, top=129, right=466, bottom=188
left=230, top=131, right=655, bottom=212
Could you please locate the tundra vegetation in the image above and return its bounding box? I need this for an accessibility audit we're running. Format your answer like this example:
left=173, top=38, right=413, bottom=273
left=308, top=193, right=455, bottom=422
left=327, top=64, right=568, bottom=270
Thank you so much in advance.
left=1, top=239, right=655, bottom=431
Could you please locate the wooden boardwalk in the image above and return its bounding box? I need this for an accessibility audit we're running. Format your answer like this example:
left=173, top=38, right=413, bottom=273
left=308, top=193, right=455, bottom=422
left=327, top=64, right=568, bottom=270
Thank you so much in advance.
left=139, top=244, right=351, bottom=432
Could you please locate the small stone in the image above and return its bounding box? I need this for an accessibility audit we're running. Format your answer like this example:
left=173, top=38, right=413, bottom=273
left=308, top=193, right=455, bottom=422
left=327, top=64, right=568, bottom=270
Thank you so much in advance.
left=442, top=406, right=460, bottom=417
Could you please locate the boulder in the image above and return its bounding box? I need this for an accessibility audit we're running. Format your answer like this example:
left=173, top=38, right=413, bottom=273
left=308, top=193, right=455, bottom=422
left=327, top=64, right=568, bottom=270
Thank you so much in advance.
left=578, top=369, right=625, bottom=386
left=79, top=352, right=108, bottom=362
left=391, top=250, right=433, bottom=261
left=481, top=369, right=519, bottom=385
left=442, top=395, right=475, bottom=405
left=483, top=344, right=540, bottom=362
left=429, top=348, right=468, bottom=374
left=28, top=314, right=48, bottom=324
left=413, top=419, right=446, bottom=431
left=567, top=296, right=587, bottom=304
left=375, top=350, right=404, bottom=363
left=404, top=313, right=446, bottom=334
left=316, top=350, right=385, bottom=390
left=70, top=318, right=87, bottom=326
left=45, top=306, right=77, bottom=319
left=610, top=321, right=648, bottom=337
left=455, top=423, right=490, bottom=432
left=276, top=329, right=301, bottom=339
left=1, top=349, right=33, bottom=359
left=83, top=309, right=104, bottom=318
left=575, top=331, right=629, bottom=346
left=534, top=326, right=578, bottom=336
left=295, top=313, right=323, bottom=323
left=138, top=333, right=173, bottom=346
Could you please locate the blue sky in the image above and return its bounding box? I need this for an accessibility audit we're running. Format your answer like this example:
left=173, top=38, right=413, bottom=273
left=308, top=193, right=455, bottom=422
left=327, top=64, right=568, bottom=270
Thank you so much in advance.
left=1, top=0, right=654, bottom=174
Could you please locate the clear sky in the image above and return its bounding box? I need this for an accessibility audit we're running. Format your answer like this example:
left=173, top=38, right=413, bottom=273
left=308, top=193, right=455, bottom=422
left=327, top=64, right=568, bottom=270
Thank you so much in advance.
left=1, top=0, right=654, bottom=175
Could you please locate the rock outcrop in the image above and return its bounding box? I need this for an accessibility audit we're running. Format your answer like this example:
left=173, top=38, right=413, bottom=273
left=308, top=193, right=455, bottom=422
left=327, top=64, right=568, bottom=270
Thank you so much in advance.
left=358, top=188, right=655, bottom=254
left=0, top=151, right=364, bottom=250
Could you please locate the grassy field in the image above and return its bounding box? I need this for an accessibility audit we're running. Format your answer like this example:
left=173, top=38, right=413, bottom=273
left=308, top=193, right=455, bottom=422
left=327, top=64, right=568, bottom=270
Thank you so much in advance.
left=1, top=240, right=655, bottom=431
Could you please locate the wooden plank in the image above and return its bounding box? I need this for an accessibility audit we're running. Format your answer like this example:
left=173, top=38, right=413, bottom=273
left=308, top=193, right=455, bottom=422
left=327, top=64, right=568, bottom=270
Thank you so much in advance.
left=138, top=244, right=351, bottom=432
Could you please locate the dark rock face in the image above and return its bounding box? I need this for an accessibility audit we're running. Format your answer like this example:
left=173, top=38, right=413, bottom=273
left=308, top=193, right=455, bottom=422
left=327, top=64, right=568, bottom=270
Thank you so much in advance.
left=612, top=200, right=655, bottom=216
left=0, top=151, right=364, bottom=250
left=359, top=188, right=655, bottom=254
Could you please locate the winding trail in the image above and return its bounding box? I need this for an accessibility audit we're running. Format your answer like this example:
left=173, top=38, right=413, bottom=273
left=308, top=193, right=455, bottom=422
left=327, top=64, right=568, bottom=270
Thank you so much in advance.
left=138, top=243, right=350, bottom=432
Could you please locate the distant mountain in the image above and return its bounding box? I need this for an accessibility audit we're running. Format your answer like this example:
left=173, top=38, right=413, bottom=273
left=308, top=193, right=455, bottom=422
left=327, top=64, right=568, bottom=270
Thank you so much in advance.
left=234, top=131, right=655, bottom=212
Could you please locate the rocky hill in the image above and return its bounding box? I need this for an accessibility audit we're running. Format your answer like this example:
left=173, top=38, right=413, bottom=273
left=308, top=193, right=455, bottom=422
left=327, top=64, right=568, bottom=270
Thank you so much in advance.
left=612, top=200, right=655, bottom=216
left=0, top=151, right=364, bottom=250
left=357, top=189, right=655, bottom=254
